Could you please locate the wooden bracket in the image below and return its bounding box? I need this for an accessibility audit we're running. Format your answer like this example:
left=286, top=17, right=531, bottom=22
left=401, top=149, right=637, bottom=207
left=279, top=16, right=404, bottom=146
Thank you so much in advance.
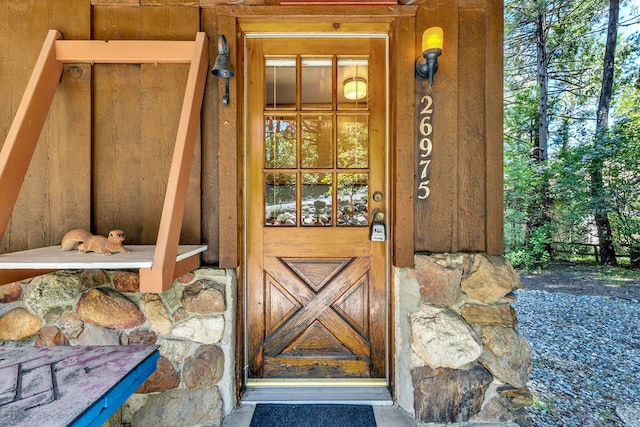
left=0, top=30, right=209, bottom=293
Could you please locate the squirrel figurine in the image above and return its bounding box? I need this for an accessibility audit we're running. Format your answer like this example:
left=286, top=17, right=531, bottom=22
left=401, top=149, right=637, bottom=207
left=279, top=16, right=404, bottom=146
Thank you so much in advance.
left=61, top=229, right=131, bottom=256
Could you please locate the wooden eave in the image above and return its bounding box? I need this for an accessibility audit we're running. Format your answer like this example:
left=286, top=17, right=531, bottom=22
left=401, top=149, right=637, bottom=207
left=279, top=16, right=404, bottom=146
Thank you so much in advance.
left=221, top=5, right=417, bottom=31
left=217, top=5, right=416, bottom=17
left=0, top=30, right=209, bottom=293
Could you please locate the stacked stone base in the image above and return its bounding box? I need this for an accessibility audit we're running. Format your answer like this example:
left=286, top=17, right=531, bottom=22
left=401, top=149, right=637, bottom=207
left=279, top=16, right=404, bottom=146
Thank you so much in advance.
left=397, top=253, right=532, bottom=426
left=1, top=252, right=532, bottom=426
left=0, top=268, right=235, bottom=426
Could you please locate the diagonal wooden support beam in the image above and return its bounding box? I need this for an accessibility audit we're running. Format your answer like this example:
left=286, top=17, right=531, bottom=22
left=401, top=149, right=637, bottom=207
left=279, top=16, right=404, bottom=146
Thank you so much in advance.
left=0, top=31, right=208, bottom=293
left=139, top=32, right=209, bottom=293
left=0, top=30, right=63, bottom=240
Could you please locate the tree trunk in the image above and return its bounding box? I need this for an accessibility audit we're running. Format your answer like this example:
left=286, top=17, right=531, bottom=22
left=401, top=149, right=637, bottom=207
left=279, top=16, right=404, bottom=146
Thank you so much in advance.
left=535, top=11, right=549, bottom=163
left=630, top=244, right=640, bottom=270
left=526, top=8, right=552, bottom=259
left=591, top=0, right=619, bottom=266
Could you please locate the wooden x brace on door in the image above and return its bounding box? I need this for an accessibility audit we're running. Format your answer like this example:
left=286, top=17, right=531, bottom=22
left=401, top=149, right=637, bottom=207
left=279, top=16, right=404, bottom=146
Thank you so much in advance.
left=262, top=256, right=371, bottom=360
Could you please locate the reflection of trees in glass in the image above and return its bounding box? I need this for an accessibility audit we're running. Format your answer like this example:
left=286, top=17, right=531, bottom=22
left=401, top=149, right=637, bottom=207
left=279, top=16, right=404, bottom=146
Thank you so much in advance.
left=336, top=117, right=369, bottom=226
left=338, top=117, right=368, bottom=169
left=265, top=173, right=296, bottom=204
left=265, top=117, right=296, bottom=168
left=303, top=173, right=331, bottom=189
left=302, top=173, right=332, bottom=226
left=302, top=173, right=332, bottom=204
left=338, top=173, right=368, bottom=226
left=301, top=116, right=332, bottom=168
left=265, top=173, right=296, bottom=226
left=263, top=114, right=370, bottom=226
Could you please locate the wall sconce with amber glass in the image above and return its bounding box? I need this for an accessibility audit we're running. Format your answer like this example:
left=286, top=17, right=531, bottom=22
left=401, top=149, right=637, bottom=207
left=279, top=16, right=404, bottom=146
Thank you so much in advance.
left=415, top=27, right=444, bottom=88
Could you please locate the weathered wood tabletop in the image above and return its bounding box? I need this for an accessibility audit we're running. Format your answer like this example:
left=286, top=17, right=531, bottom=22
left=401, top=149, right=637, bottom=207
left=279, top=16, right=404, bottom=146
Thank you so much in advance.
left=0, top=345, right=158, bottom=427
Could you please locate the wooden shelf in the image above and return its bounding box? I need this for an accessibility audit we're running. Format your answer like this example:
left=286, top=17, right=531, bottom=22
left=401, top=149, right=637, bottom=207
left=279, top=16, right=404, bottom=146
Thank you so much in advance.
left=0, top=245, right=206, bottom=269
left=0, top=245, right=207, bottom=292
left=0, top=30, right=209, bottom=293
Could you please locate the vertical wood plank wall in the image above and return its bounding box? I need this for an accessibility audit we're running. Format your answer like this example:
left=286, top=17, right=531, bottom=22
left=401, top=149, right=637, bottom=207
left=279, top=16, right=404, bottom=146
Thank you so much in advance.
left=414, top=0, right=460, bottom=253
left=457, top=6, right=486, bottom=251
left=200, top=8, right=221, bottom=264
left=215, top=10, right=241, bottom=269
left=485, top=0, right=505, bottom=255
left=0, top=0, right=505, bottom=266
left=414, top=0, right=504, bottom=255
left=0, top=0, right=90, bottom=254
left=92, top=6, right=202, bottom=247
left=391, top=15, right=416, bottom=267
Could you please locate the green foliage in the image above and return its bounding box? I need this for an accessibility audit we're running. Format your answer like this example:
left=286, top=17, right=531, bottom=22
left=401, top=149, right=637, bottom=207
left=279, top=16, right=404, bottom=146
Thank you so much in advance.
left=531, top=395, right=559, bottom=413
left=506, top=224, right=553, bottom=270
left=503, top=0, right=640, bottom=267
left=607, top=84, right=640, bottom=247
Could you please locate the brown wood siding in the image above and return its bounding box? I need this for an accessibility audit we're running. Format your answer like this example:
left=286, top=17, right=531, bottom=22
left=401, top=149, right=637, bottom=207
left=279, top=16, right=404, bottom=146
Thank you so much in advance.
left=0, top=1, right=91, bottom=253
left=414, top=0, right=503, bottom=255
left=485, top=0, right=505, bottom=255
left=457, top=7, right=486, bottom=252
left=414, top=0, right=459, bottom=253
left=200, top=8, right=221, bottom=264
left=1, top=1, right=504, bottom=265
left=391, top=15, right=416, bottom=268
left=92, top=6, right=202, bottom=246
left=216, top=10, right=241, bottom=268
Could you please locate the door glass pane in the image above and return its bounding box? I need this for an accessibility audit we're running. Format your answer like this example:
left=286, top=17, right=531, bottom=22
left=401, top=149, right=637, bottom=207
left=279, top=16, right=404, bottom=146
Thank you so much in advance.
left=302, top=173, right=332, bottom=226
left=301, top=115, right=333, bottom=168
left=338, top=116, right=369, bottom=169
left=265, top=173, right=297, bottom=226
left=262, top=53, right=373, bottom=229
left=265, top=117, right=297, bottom=169
left=337, top=173, right=368, bottom=226
left=338, top=58, right=368, bottom=110
left=265, top=58, right=296, bottom=110
left=302, top=58, right=332, bottom=110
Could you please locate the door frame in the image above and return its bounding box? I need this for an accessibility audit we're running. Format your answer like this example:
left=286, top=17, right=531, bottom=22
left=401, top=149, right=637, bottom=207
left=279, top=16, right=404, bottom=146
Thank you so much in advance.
left=243, top=33, right=390, bottom=386
left=215, top=5, right=419, bottom=400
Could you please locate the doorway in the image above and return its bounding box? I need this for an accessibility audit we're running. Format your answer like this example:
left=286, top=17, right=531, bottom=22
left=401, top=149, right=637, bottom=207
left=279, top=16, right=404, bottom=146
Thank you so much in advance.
left=245, top=36, right=389, bottom=385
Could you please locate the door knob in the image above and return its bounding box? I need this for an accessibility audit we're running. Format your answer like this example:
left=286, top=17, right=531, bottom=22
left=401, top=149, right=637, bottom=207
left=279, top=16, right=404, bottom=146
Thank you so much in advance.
left=372, top=209, right=385, bottom=223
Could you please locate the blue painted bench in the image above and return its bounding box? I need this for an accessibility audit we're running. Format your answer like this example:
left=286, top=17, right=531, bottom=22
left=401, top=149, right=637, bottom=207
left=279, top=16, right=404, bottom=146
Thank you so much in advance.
left=0, top=345, right=158, bottom=426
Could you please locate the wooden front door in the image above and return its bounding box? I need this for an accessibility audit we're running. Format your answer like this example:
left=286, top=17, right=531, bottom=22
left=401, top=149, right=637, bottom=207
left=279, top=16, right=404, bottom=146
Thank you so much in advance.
left=246, top=37, right=387, bottom=381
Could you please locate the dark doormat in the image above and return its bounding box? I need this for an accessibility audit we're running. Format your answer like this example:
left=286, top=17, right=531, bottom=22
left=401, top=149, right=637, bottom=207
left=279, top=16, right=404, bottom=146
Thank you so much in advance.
left=249, top=404, right=377, bottom=427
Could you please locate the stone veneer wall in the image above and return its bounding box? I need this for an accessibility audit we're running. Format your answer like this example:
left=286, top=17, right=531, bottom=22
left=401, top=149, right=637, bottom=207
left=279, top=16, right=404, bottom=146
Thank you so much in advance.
left=1, top=253, right=533, bottom=426
left=0, top=267, right=236, bottom=426
left=394, top=253, right=533, bottom=426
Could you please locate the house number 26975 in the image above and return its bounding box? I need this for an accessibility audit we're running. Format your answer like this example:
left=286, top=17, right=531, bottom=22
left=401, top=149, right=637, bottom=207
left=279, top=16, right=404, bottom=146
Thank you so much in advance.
left=417, top=95, right=433, bottom=200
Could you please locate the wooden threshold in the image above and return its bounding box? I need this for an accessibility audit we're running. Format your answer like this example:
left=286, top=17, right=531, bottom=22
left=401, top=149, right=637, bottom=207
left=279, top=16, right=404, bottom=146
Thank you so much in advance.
left=246, top=378, right=387, bottom=387
left=243, top=378, right=392, bottom=405
left=241, top=386, right=393, bottom=406
left=0, top=30, right=209, bottom=293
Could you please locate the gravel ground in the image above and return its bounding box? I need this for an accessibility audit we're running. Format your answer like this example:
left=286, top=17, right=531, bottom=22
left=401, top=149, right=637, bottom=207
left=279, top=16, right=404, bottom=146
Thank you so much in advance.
left=513, top=289, right=640, bottom=426
left=518, top=262, right=640, bottom=301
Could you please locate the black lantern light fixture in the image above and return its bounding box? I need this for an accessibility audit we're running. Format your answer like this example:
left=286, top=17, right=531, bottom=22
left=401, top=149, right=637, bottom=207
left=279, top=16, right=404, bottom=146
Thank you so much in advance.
left=211, top=35, right=235, bottom=105
left=415, top=27, right=444, bottom=88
